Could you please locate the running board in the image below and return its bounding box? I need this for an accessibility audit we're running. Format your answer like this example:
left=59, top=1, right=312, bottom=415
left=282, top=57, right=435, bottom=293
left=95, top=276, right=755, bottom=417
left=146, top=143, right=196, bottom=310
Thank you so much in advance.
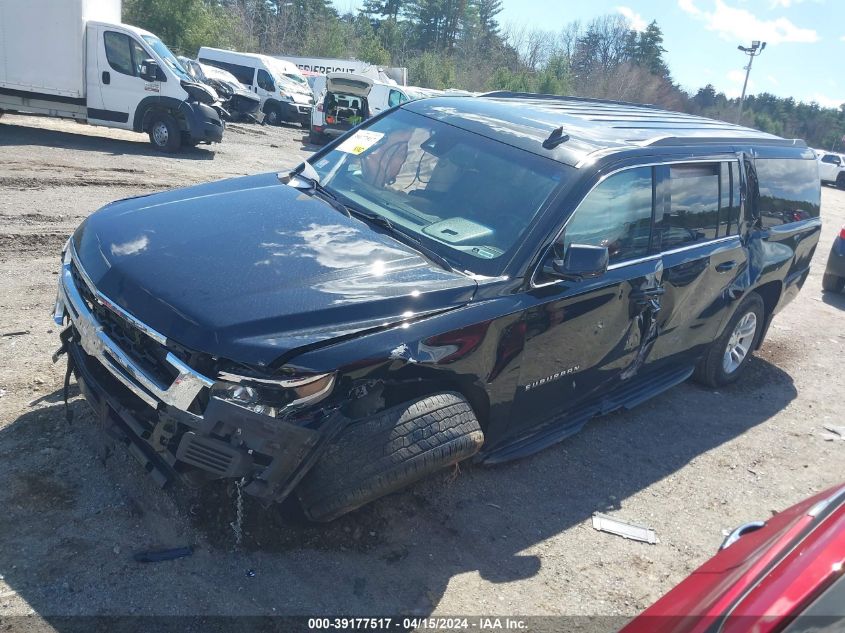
left=479, top=365, right=694, bottom=465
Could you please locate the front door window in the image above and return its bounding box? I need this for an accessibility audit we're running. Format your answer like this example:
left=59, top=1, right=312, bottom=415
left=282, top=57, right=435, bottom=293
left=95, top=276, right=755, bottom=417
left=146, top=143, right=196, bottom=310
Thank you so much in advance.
left=563, top=167, right=653, bottom=264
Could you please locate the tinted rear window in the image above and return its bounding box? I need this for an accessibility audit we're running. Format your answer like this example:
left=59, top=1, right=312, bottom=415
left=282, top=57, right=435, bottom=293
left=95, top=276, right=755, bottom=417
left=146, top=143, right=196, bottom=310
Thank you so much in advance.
left=660, top=164, right=720, bottom=249
left=755, top=158, right=820, bottom=228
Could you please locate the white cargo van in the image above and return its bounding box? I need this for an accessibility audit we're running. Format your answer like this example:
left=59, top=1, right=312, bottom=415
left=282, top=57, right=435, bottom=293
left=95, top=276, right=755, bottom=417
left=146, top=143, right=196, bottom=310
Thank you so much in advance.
left=197, top=47, right=313, bottom=126
left=308, top=73, right=432, bottom=144
left=0, top=0, right=224, bottom=151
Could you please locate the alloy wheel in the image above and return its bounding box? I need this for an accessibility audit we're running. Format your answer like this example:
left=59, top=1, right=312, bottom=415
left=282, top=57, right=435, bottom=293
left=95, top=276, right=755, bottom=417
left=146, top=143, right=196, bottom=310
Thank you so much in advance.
left=723, top=311, right=757, bottom=374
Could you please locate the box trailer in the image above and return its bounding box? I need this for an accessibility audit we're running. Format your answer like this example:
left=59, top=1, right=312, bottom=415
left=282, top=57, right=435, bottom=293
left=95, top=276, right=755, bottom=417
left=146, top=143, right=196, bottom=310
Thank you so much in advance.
left=0, top=0, right=223, bottom=151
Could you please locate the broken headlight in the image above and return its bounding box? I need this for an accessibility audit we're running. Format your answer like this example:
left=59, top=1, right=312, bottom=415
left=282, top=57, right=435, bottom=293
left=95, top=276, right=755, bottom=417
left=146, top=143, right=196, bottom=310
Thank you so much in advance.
left=212, top=371, right=336, bottom=418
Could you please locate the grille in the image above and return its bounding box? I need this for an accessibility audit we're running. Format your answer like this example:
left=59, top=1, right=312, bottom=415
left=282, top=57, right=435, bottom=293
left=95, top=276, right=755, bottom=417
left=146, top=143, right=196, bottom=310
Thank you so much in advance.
left=70, top=261, right=177, bottom=386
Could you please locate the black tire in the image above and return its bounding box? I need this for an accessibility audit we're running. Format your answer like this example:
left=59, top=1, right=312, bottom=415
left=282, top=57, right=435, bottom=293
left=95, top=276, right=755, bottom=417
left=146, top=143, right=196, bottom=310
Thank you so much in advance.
left=822, top=272, right=845, bottom=293
left=693, top=292, right=765, bottom=388
left=837, top=173, right=845, bottom=189
left=297, top=392, right=484, bottom=522
left=308, top=130, right=327, bottom=145
left=264, top=102, right=282, bottom=126
left=147, top=112, right=181, bottom=152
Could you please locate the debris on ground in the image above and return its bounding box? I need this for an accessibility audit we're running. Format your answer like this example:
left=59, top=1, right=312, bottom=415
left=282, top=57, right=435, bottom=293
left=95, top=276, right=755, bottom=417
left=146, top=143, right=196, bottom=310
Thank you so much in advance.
left=132, top=547, right=194, bottom=563
left=819, top=425, right=845, bottom=442
left=592, top=513, right=659, bottom=544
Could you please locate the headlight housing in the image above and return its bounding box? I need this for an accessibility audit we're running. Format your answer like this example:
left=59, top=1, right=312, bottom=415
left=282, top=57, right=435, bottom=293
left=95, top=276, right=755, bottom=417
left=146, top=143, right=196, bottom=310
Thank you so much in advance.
left=181, top=80, right=217, bottom=105
left=212, top=371, right=336, bottom=418
left=279, top=92, right=294, bottom=102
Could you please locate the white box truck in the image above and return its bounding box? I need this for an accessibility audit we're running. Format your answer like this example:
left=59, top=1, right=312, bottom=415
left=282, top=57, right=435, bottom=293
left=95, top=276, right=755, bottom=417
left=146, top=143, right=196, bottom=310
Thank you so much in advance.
left=0, top=0, right=224, bottom=151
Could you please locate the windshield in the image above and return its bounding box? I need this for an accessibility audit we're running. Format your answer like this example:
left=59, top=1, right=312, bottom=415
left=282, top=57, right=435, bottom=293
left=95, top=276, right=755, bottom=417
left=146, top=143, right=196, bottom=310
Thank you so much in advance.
left=284, top=72, right=309, bottom=87
left=267, top=59, right=309, bottom=92
left=201, top=63, right=239, bottom=85
left=307, top=108, right=569, bottom=276
left=141, top=35, right=192, bottom=82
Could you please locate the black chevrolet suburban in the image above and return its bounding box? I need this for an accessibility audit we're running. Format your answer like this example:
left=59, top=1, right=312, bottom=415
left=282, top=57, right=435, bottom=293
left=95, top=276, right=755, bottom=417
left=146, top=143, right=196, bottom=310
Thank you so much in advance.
left=54, top=93, right=822, bottom=521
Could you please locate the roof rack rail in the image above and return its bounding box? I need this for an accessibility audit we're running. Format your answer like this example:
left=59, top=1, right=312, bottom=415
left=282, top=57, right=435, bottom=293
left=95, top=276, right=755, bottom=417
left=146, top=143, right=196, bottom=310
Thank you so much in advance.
left=643, top=136, right=806, bottom=148
left=480, top=91, right=660, bottom=110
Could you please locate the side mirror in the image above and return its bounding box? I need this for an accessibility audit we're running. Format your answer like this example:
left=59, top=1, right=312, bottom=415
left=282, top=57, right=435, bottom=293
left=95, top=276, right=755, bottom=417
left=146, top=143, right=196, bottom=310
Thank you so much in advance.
left=140, top=59, right=159, bottom=82
left=548, top=243, right=609, bottom=281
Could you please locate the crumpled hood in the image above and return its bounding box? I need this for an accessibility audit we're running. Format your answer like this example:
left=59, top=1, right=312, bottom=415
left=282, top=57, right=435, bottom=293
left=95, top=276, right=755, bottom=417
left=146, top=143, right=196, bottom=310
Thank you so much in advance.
left=72, top=172, right=477, bottom=368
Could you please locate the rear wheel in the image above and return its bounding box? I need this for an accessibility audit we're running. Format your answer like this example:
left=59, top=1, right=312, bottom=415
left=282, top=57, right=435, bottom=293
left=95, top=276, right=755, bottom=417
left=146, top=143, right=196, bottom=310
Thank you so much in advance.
left=147, top=112, right=181, bottom=152
left=822, top=272, right=845, bottom=293
left=693, top=292, right=765, bottom=388
left=297, top=392, right=484, bottom=522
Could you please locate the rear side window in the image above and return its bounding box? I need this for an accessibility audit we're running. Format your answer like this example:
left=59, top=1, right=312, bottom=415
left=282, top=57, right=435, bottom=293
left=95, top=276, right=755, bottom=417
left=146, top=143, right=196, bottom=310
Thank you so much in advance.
left=821, top=154, right=841, bottom=165
left=104, top=32, right=134, bottom=76
left=257, top=69, right=275, bottom=91
left=564, top=167, right=653, bottom=264
left=755, top=158, right=821, bottom=228
left=659, top=164, right=720, bottom=250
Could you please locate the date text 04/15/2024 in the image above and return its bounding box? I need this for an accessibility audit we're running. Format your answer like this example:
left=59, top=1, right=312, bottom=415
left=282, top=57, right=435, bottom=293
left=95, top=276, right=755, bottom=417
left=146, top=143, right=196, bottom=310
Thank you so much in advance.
left=307, top=617, right=528, bottom=630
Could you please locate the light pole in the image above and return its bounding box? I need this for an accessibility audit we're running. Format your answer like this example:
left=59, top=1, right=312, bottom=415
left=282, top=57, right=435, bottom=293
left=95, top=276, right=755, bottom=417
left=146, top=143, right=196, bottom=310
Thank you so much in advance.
left=736, top=40, right=766, bottom=124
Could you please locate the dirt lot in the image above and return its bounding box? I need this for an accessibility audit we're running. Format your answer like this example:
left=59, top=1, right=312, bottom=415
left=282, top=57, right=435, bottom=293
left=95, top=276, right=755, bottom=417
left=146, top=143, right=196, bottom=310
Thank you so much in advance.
left=1, top=113, right=844, bottom=628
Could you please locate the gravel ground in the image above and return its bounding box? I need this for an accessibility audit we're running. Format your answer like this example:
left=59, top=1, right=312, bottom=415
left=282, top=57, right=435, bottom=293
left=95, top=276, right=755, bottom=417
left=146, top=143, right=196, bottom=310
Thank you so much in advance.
left=1, top=113, right=844, bottom=629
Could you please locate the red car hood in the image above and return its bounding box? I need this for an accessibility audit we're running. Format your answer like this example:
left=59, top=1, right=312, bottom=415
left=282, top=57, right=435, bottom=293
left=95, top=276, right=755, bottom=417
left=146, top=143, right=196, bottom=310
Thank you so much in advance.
left=622, top=483, right=845, bottom=633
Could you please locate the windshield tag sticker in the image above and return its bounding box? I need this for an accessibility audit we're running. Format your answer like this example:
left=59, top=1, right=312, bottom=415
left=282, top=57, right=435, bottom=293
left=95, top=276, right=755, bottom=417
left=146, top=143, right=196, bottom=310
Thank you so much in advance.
left=337, top=131, right=384, bottom=155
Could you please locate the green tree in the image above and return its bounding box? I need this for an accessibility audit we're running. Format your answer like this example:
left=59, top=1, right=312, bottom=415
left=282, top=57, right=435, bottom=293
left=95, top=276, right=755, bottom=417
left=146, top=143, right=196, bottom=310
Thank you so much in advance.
left=408, top=50, right=456, bottom=88
left=629, top=21, right=669, bottom=78
left=124, top=0, right=237, bottom=55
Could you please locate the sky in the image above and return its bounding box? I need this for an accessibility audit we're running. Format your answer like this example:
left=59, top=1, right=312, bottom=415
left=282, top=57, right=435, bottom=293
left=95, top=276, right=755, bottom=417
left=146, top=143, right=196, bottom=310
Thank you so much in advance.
left=331, top=0, right=844, bottom=108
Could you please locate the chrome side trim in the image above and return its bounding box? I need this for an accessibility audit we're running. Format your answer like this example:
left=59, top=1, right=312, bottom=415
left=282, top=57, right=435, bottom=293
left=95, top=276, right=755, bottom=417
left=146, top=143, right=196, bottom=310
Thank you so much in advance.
left=807, top=485, right=845, bottom=518
left=69, top=242, right=168, bottom=345
left=660, top=235, right=740, bottom=257
left=58, top=252, right=213, bottom=412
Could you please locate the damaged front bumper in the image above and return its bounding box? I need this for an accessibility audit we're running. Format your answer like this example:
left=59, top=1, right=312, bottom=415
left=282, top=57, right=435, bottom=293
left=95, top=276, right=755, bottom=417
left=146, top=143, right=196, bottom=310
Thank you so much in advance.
left=54, top=244, right=346, bottom=501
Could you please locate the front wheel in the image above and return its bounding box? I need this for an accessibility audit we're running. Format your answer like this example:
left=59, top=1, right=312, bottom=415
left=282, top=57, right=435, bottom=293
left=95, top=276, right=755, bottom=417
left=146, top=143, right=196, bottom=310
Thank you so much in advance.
left=264, top=103, right=282, bottom=126
left=148, top=113, right=181, bottom=152
left=822, top=273, right=845, bottom=293
left=297, top=392, right=484, bottom=522
left=837, top=173, right=845, bottom=189
left=693, top=292, right=765, bottom=388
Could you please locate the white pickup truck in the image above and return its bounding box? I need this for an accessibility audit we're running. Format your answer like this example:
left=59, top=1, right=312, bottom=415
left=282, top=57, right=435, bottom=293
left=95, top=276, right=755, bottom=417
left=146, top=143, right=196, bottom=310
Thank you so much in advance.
left=817, top=151, right=845, bottom=187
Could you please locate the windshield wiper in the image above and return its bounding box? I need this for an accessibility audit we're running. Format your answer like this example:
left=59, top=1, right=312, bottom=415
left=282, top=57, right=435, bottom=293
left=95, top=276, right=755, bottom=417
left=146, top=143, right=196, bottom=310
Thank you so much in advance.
left=280, top=166, right=352, bottom=218
left=345, top=206, right=456, bottom=274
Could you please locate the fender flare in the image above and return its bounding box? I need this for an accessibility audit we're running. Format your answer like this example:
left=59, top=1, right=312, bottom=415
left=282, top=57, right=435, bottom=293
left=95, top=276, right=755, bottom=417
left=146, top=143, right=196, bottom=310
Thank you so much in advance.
left=262, top=98, right=282, bottom=114
left=133, top=96, right=186, bottom=133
